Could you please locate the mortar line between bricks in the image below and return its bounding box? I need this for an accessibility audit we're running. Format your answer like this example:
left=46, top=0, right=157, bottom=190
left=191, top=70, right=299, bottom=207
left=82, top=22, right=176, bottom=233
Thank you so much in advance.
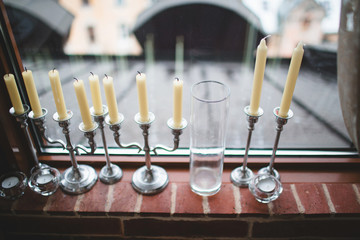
left=352, top=184, right=360, bottom=206
left=322, top=183, right=336, bottom=214
left=202, top=196, right=210, bottom=215
left=74, top=194, right=85, bottom=216
left=232, top=184, right=241, bottom=215
left=105, top=184, right=115, bottom=213
left=268, top=202, right=274, bottom=216
left=290, top=184, right=305, bottom=214
left=170, top=183, right=177, bottom=215
left=43, top=193, right=55, bottom=214
left=134, top=193, right=143, bottom=213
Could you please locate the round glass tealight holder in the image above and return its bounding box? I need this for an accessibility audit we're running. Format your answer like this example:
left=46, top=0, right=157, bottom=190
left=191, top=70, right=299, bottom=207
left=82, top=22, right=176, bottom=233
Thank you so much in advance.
left=0, top=171, right=27, bottom=200
left=248, top=173, right=283, bottom=203
left=29, top=167, right=60, bottom=196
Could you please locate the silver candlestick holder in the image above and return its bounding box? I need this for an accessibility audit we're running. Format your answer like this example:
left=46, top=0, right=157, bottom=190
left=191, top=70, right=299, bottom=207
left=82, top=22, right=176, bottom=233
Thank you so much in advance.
left=258, top=107, right=293, bottom=179
left=108, top=111, right=187, bottom=195
left=91, top=105, right=123, bottom=184
left=230, top=106, right=263, bottom=187
left=31, top=108, right=98, bottom=194
left=11, top=104, right=60, bottom=196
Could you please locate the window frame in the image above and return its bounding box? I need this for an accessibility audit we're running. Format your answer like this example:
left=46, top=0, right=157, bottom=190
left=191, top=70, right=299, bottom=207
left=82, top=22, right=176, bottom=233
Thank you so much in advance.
left=0, top=0, right=358, bottom=175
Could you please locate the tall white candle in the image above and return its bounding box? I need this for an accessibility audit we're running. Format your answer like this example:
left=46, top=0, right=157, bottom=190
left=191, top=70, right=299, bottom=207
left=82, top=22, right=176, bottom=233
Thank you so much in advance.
left=279, top=42, right=304, bottom=117
left=89, top=73, right=103, bottom=115
left=136, top=72, right=149, bottom=122
left=173, top=78, right=183, bottom=128
left=74, top=79, right=94, bottom=131
left=249, top=38, right=268, bottom=115
left=103, top=75, right=119, bottom=124
left=22, top=69, right=42, bottom=117
left=3, top=74, right=24, bottom=114
left=48, top=69, right=67, bottom=120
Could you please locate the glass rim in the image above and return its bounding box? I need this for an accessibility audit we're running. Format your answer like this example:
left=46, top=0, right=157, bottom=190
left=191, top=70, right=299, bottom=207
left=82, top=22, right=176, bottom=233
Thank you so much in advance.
left=191, top=80, right=231, bottom=103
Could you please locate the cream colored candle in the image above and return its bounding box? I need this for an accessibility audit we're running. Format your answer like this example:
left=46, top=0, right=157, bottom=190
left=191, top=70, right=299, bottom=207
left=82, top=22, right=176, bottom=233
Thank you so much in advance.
left=249, top=38, right=268, bottom=115
left=48, top=69, right=67, bottom=119
left=3, top=74, right=24, bottom=114
left=89, top=73, right=103, bottom=115
left=22, top=69, right=42, bottom=117
left=136, top=72, right=149, bottom=122
left=73, top=79, right=94, bottom=130
left=279, top=42, right=304, bottom=117
left=173, top=77, right=183, bottom=128
left=103, top=75, right=119, bottom=124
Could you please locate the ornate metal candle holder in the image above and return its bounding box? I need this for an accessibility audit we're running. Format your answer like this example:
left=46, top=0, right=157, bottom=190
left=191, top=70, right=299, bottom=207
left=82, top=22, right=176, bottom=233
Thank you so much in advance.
left=230, top=106, right=263, bottom=187
left=258, top=107, right=293, bottom=179
left=11, top=104, right=60, bottom=196
left=108, top=111, right=187, bottom=195
left=91, top=105, right=123, bottom=184
left=31, top=108, right=98, bottom=194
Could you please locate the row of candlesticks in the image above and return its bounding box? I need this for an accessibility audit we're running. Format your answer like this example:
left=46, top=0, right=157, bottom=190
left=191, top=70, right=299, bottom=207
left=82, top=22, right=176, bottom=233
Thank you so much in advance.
left=1, top=38, right=304, bottom=203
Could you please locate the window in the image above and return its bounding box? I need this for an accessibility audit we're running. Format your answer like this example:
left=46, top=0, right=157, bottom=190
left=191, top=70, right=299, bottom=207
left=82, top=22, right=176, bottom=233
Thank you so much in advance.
left=1, top=0, right=357, bottom=159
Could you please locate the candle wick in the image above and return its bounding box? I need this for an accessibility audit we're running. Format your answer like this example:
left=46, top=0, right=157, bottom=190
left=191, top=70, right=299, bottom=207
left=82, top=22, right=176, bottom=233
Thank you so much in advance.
left=74, top=77, right=78, bottom=82
left=90, top=72, right=94, bottom=76
left=104, top=74, right=108, bottom=79
left=175, top=77, right=179, bottom=81
left=53, top=68, right=56, bottom=72
left=263, top=35, right=271, bottom=41
left=137, top=71, right=141, bottom=76
left=25, top=67, right=27, bottom=72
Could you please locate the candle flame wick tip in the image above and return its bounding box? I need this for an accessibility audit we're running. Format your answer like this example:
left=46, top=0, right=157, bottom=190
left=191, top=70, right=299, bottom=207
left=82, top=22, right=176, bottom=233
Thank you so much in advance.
left=137, top=71, right=141, bottom=76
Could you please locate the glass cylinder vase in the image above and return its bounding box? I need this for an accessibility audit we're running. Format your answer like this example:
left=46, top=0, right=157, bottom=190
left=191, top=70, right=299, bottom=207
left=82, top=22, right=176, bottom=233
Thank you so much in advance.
left=189, top=80, right=230, bottom=196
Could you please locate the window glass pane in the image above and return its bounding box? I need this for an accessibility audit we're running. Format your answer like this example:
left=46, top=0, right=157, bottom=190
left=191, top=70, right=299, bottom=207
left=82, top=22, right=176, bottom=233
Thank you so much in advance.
left=3, top=0, right=353, bottom=152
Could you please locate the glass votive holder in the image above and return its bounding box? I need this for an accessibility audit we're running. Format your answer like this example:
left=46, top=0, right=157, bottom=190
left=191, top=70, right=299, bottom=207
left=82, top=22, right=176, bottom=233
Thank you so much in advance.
left=0, top=171, right=27, bottom=200
left=248, top=173, right=283, bottom=203
left=29, top=167, right=60, bottom=196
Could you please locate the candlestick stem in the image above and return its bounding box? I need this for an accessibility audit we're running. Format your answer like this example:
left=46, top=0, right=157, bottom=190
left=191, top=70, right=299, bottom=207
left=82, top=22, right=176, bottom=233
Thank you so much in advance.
left=53, top=110, right=98, bottom=194
left=231, top=106, right=263, bottom=187
left=258, top=107, right=293, bottom=180
left=92, top=106, right=123, bottom=184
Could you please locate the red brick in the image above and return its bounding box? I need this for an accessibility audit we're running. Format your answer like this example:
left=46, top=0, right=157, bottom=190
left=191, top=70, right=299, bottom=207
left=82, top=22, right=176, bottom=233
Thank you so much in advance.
left=252, top=219, right=360, bottom=238
left=124, top=218, right=248, bottom=238
left=45, top=188, right=78, bottom=215
left=295, top=183, right=330, bottom=215
left=108, top=181, right=138, bottom=215
left=240, top=187, right=269, bottom=216
left=207, top=184, right=236, bottom=216
left=76, top=181, right=109, bottom=215
left=0, top=215, right=122, bottom=235
left=174, top=182, right=204, bottom=216
left=326, top=183, right=360, bottom=214
left=141, top=182, right=172, bottom=215
left=271, top=184, right=300, bottom=215
left=12, top=188, right=48, bottom=214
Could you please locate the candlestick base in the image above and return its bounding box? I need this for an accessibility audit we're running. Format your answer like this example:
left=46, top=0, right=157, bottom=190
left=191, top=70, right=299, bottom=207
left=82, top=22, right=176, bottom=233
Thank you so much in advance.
left=249, top=173, right=283, bottom=203
left=230, top=166, right=254, bottom=187
left=28, top=167, right=60, bottom=196
left=258, top=166, right=280, bottom=180
left=99, top=164, right=123, bottom=184
left=0, top=171, right=27, bottom=200
left=131, top=165, right=169, bottom=195
left=60, top=164, right=98, bottom=194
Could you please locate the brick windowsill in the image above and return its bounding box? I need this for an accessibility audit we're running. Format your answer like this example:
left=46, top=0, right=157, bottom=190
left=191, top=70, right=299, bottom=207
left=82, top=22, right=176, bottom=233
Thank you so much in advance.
left=1, top=157, right=360, bottom=239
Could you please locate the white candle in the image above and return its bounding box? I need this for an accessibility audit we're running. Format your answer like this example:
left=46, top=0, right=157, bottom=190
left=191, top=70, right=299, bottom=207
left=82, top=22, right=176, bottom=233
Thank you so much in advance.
left=1, top=176, right=19, bottom=189
left=136, top=72, right=149, bottom=122
left=278, top=42, right=304, bottom=118
left=103, top=75, right=119, bottom=124
left=73, top=79, right=94, bottom=131
left=173, top=78, right=183, bottom=128
left=36, top=174, right=54, bottom=184
left=89, top=73, right=103, bottom=115
left=22, top=69, right=43, bottom=117
left=48, top=69, right=68, bottom=120
left=249, top=38, right=268, bottom=115
left=257, top=178, right=276, bottom=193
left=3, top=74, right=24, bottom=114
